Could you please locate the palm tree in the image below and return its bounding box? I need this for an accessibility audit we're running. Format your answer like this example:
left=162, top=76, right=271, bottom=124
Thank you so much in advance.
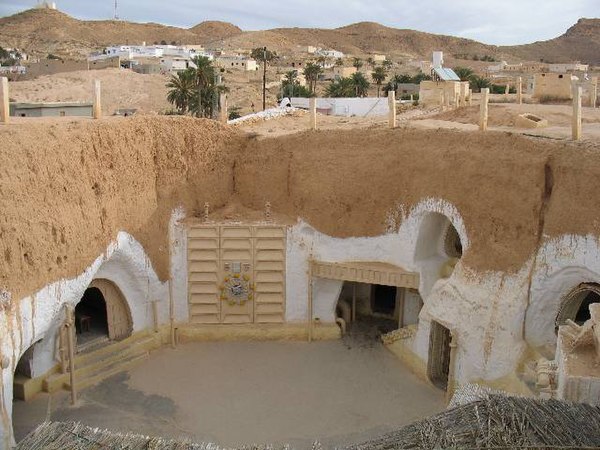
left=251, top=47, right=277, bottom=64
left=366, top=57, right=376, bottom=69
left=382, top=59, right=393, bottom=70
left=371, top=66, right=387, bottom=97
left=352, top=57, right=363, bottom=71
left=350, top=72, right=370, bottom=97
left=411, top=72, right=432, bottom=84
left=453, top=66, right=475, bottom=82
left=316, top=56, right=327, bottom=68
left=335, top=58, right=344, bottom=67
left=281, top=70, right=308, bottom=98
left=303, top=62, right=323, bottom=95
left=166, top=70, right=195, bottom=114
left=468, top=75, right=491, bottom=92
left=325, top=77, right=355, bottom=97
left=283, top=70, right=298, bottom=85
left=188, top=56, right=218, bottom=118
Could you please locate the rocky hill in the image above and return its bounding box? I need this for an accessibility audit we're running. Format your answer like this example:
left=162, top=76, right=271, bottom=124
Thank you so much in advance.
left=270, top=22, right=501, bottom=58
left=189, top=21, right=242, bottom=43
left=0, top=9, right=234, bottom=58
left=0, top=8, right=598, bottom=64
left=504, top=18, right=600, bottom=65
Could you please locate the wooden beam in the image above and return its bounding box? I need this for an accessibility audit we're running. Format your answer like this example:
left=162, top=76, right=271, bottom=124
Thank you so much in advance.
left=479, top=88, right=489, bottom=131
left=572, top=83, right=582, bottom=141
left=0, top=77, right=9, bottom=124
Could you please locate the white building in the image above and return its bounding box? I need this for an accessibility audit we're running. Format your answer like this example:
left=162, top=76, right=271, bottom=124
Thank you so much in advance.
left=36, top=1, right=57, bottom=9
left=215, top=56, right=258, bottom=71
left=549, top=63, right=589, bottom=73
left=316, top=49, right=345, bottom=59
left=88, top=43, right=214, bottom=72
left=159, top=56, right=202, bottom=73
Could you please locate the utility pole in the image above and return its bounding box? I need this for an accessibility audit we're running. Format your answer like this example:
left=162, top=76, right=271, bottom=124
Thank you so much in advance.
left=114, top=0, right=118, bottom=20
left=262, top=46, right=267, bottom=111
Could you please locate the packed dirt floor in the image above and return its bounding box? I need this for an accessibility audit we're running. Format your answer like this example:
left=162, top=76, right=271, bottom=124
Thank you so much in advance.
left=12, top=340, right=445, bottom=448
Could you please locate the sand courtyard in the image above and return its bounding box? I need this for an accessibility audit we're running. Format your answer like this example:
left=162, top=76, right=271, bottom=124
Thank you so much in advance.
left=12, top=336, right=445, bottom=448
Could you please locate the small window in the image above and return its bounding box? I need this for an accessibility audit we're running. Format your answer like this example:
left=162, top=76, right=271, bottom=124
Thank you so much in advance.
left=20, top=113, right=26, bottom=117
left=558, top=74, right=563, bottom=79
left=59, top=111, right=66, bottom=117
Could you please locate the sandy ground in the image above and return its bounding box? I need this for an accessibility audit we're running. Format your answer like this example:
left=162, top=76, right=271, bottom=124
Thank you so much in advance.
left=13, top=339, right=445, bottom=448
left=237, top=102, right=600, bottom=143
left=8, top=67, right=284, bottom=117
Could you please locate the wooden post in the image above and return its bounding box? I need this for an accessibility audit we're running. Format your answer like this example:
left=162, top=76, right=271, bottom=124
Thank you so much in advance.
left=219, top=93, right=228, bottom=123
left=0, top=77, right=9, bottom=124
left=388, top=90, right=396, bottom=128
left=58, top=325, right=68, bottom=374
left=446, top=330, right=458, bottom=402
left=444, top=90, right=450, bottom=109
left=439, top=91, right=445, bottom=110
left=591, top=78, right=598, bottom=108
left=309, top=97, right=317, bottom=130
left=65, top=306, right=77, bottom=405
left=351, top=283, right=357, bottom=322
left=152, top=300, right=159, bottom=333
left=504, top=83, right=509, bottom=100
left=92, top=79, right=101, bottom=119
left=169, top=279, right=176, bottom=348
left=479, top=88, right=489, bottom=131
left=397, top=288, right=405, bottom=329
left=453, top=92, right=459, bottom=109
left=516, top=77, right=522, bottom=105
left=572, top=83, right=582, bottom=141
left=307, top=260, right=313, bottom=342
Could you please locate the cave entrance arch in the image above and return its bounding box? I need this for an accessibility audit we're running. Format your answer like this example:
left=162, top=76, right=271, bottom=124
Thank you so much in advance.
left=75, top=279, right=132, bottom=349
left=427, top=320, right=452, bottom=391
left=415, top=213, right=464, bottom=296
left=556, top=283, right=600, bottom=331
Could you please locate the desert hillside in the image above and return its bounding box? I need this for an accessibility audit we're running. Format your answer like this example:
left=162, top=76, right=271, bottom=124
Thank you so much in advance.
left=189, top=20, right=242, bottom=42
left=504, top=18, right=600, bottom=65
left=0, top=9, right=239, bottom=58
left=0, top=8, right=598, bottom=63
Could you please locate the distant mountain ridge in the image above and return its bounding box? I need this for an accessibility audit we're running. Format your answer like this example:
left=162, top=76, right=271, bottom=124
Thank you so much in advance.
left=0, top=8, right=598, bottom=65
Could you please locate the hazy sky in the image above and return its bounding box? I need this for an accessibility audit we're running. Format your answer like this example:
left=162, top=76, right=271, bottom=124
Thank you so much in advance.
left=0, top=0, right=597, bottom=45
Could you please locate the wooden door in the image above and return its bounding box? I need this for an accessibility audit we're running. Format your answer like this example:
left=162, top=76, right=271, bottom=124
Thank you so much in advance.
left=90, top=279, right=132, bottom=341
left=427, top=320, right=451, bottom=390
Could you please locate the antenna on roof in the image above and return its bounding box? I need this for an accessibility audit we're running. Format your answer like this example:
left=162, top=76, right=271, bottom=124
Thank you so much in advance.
left=113, top=0, right=119, bottom=20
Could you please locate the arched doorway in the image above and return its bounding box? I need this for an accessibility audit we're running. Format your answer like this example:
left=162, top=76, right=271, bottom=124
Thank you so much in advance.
left=415, top=213, right=464, bottom=297
left=12, top=341, right=43, bottom=442
left=75, top=279, right=132, bottom=349
left=556, top=283, right=600, bottom=331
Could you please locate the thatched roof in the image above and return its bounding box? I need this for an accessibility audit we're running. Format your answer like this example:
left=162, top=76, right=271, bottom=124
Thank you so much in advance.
left=17, top=395, right=600, bottom=450
left=345, top=395, right=600, bottom=450
left=17, top=422, right=220, bottom=450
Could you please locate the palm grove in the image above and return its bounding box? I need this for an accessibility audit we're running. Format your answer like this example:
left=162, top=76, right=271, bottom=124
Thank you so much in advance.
left=166, top=56, right=227, bottom=117
left=165, top=52, right=495, bottom=115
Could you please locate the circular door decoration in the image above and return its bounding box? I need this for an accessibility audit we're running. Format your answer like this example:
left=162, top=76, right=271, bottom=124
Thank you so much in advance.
left=219, top=274, right=254, bottom=306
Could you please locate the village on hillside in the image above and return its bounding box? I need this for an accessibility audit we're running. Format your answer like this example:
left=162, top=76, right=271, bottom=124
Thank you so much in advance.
left=0, top=1, right=598, bottom=120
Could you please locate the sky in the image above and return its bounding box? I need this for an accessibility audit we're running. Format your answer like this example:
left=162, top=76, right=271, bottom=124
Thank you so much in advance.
left=0, top=0, right=598, bottom=45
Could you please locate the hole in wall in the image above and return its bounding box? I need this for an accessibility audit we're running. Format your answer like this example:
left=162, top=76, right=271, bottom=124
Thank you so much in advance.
left=556, top=283, right=600, bottom=332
